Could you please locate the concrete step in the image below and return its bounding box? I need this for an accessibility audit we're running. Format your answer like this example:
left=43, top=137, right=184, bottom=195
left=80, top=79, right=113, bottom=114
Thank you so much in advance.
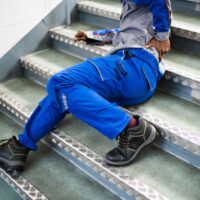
left=76, top=0, right=200, bottom=55
left=0, top=111, right=121, bottom=200
left=0, top=77, right=200, bottom=200
left=49, top=23, right=200, bottom=104
left=18, top=49, right=200, bottom=167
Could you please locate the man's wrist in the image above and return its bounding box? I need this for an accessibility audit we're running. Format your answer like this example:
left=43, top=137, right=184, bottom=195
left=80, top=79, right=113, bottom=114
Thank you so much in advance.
left=86, top=31, right=103, bottom=41
left=155, top=32, right=170, bottom=41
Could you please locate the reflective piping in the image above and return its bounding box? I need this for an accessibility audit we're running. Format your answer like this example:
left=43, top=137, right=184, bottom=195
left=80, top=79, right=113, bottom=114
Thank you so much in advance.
left=94, top=34, right=103, bottom=41
left=62, top=93, right=68, bottom=110
left=121, top=50, right=126, bottom=60
left=141, top=67, right=153, bottom=91
left=86, top=59, right=105, bottom=81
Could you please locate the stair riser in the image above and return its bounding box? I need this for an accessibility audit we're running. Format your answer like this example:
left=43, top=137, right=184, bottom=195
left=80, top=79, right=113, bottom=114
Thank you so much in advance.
left=78, top=12, right=118, bottom=29
left=52, top=39, right=100, bottom=58
left=154, top=137, right=200, bottom=170
left=51, top=38, right=200, bottom=105
left=158, top=78, right=200, bottom=105
left=171, top=35, right=200, bottom=56
left=171, top=0, right=200, bottom=17
left=25, top=70, right=49, bottom=88
left=0, top=92, right=165, bottom=200
left=20, top=60, right=200, bottom=170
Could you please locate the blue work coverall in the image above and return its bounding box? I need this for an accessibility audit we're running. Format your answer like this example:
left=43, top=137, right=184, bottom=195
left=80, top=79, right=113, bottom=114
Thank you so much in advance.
left=18, top=0, right=171, bottom=150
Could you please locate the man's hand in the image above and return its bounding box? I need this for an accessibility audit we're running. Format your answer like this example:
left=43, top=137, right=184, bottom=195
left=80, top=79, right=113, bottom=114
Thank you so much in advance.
left=75, top=31, right=88, bottom=42
left=146, top=39, right=171, bottom=61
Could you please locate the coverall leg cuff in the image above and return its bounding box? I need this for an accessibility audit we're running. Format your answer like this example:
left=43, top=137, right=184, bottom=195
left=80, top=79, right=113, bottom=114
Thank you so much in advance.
left=109, top=114, right=131, bottom=140
left=18, top=133, right=38, bottom=151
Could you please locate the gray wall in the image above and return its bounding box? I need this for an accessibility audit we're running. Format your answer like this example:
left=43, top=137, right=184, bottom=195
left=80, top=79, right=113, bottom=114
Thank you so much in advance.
left=0, top=0, right=77, bottom=82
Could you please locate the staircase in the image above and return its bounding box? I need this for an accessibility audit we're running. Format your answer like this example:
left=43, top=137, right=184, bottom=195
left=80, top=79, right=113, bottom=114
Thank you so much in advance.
left=0, top=0, right=200, bottom=199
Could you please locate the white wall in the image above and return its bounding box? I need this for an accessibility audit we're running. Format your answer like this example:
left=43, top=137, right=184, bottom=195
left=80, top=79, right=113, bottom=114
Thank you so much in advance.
left=0, top=0, right=62, bottom=59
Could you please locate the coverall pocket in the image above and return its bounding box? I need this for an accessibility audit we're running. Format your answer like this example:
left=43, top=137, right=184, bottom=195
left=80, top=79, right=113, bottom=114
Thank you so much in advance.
left=141, top=63, right=157, bottom=92
left=86, top=59, right=110, bottom=81
left=86, top=57, right=122, bottom=82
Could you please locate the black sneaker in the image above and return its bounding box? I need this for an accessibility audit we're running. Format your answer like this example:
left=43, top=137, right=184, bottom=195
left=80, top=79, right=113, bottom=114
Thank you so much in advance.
left=105, top=116, right=160, bottom=166
left=0, top=136, right=29, bottom=177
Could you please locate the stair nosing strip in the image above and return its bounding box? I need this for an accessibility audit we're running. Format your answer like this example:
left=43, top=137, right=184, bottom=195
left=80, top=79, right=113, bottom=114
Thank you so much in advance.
left=0, top=168, right=48, bottom=200
left=77, top=1, right=200, bottom=41
left=0, top=90, right=169, bottom=200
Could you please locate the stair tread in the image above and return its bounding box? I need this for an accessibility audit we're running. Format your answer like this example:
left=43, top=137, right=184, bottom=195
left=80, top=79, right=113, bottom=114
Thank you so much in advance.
left=51, top=24, right=112, bottom=52
left=0, top=78, right=46, bottom=110
left=22, top=49, right=82, bottom=73
left=173, top=12, right=200, bottom=33
left=77, top=0, right=200, bottom=34
left=165, top=49, right=200, bottom=77
left=51, top=22, right=200, bottom=80
left=0, top=113, right=120, bottom=200
left=1, top=78, right=200, bottom=200
left=138, top=90, right=200, bottom=135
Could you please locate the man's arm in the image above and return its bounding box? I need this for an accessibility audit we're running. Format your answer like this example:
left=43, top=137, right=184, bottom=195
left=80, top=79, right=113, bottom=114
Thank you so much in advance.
left=132, top=0, right=172, bottom=40
left=75, top=28, right=120, bottom=45
left=132, top=0, right=172, bottom=60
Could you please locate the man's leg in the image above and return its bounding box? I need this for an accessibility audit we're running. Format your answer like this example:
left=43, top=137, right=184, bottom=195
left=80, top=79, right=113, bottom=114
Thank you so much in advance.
left=18, top=96, right=67, bottom=150
left=0, top=52, right=160, bottom=173
left=0, top=57, right=132, bottom=173
left=18, top=59, right=133, bottom=151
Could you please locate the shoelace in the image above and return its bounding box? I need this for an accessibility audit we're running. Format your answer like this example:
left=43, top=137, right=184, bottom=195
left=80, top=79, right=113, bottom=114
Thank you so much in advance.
left=117, top=131, right=129, bottom=149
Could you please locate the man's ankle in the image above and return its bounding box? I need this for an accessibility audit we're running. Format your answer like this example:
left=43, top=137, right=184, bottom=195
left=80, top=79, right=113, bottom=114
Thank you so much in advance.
left=126, top=117, right=138, bottom=129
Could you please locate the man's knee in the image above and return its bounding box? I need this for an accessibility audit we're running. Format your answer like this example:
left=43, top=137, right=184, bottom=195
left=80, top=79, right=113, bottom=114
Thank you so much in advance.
left=47, top=73, right=60, bottom=90
left=47, top=70, right=75, bottom=93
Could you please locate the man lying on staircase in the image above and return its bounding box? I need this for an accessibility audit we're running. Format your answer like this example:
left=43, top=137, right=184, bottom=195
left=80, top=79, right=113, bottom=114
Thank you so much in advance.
left=0, top=0, right=172, bottom=175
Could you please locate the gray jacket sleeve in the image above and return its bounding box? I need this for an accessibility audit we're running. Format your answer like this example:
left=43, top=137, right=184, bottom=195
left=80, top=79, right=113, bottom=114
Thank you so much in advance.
left=132, top=0, right=172, bottom=40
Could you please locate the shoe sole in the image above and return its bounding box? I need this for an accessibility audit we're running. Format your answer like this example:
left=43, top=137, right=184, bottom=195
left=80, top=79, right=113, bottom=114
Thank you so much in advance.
left=0, top=162, right=21, bottom=178
left=0, top=157, right=24, bottom=177
left=105, top=125, right=159, bottom=166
